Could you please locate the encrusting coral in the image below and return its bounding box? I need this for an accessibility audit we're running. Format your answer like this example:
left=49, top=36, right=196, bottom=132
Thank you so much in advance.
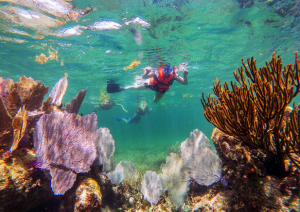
left=201, top=52, right=300, bottom=170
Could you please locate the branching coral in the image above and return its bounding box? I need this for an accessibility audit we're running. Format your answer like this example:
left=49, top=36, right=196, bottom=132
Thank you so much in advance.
left=284, top=102, right=300, bottom=168
left=201, top=52, right=300, bottom=168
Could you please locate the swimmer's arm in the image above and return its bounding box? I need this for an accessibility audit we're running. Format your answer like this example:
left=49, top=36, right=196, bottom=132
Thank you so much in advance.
left=175, top=69, right=188, bottom=85
left=147, top=108, right=152, bottom=114
left=142, top=67, right=155, bottom=79
left=115, top=103, right=128, bottom=113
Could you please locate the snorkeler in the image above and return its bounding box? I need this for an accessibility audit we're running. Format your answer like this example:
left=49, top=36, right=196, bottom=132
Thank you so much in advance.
left=91, top=99, right=128, bottom=113
left=107, top=63, right=188, bottom=103
left=116, top=101, right=151, bottom=124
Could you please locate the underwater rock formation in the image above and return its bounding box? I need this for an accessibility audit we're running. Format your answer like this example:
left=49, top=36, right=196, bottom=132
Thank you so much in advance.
left=106, top=161, right=138, bottom=185
left=159, top=152, right=190, bottom=209
left=65, top=88, right=87, bottom=114
left=34, top=110, right=99, bottom=195
left=141, top=171, right=163, bottom=205
left=0, top=150, right=52, bottom=212
left=74, top=178, right=102, bottom=212
left=201, top=52, right=300, bottom=170
left=180, top=129, right=222, bottom=186
left=94, top=127, right=115, bottom=172
left=201, top=127, right=300, bottom=211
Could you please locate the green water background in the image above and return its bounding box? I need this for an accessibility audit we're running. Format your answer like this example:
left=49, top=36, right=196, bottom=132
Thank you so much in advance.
left=1, top=0, right=300, bottom=173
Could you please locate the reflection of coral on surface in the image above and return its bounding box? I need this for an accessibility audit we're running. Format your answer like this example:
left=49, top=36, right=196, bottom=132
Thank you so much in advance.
left=48, top=47, right=58, bottom=61
left=124, top=59, right=141, bottom=71
left=35, top=53, right=48, bottom=64
left=35, top=47, right=59, bottom=64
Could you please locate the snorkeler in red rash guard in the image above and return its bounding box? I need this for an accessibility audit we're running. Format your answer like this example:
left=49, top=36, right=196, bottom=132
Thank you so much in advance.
left=107, top=63, right=188, bottom=103
left=116, top=101, right=152, bottom=124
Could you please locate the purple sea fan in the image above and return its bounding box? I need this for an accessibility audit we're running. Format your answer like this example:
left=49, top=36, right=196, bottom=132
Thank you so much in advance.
left=34, top=110, right=99, bottom=195
left=180, top=129, right=222, bottom=186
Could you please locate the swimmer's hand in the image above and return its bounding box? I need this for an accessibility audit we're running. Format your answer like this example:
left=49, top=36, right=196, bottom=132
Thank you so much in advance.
left=183, top=69, right=188, bottom=77
left=143, top=67, right=151, bottom=74
left=142, top=66, right=153, bottom=79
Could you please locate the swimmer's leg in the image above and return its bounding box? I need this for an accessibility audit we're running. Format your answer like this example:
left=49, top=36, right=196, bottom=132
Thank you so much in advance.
left=153, top=92, right=164, bottom=103
left=125, top=84, right=149, bottom=90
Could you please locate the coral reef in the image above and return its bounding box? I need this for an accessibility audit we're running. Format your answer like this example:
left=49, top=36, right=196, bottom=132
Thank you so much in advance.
left=0, top=150, right=52, bottom=212
left=49, top=74, right=68, bottom=108
left=106, top=161, right=138, bottom=185
left=74, top=178, right=102, bottom=212
left=141, top=171, right=163, bottom=205
left=188, top=128, right=300, bottom=211
left=94, top=127, right=115, bottom=172
left=10, top=106, right=27, bottom=153
left=159, top=152, right=190, bottom=209
left=0, top=76, right=49, bottom=149
left=181, top=129, right=222, bottom=186
left=65, top=88, right=87, bottom=114
left=33, top=110, right=99, bottom=195
left=201, top=52, right=300, bottom=170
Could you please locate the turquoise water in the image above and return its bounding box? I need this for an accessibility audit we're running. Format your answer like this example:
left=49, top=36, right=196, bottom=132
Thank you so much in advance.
left=1, top=0, right=299, bottom=173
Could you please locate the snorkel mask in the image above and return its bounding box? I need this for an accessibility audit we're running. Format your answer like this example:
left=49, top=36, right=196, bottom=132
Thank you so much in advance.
left=163, top=66, right=174, bottom=77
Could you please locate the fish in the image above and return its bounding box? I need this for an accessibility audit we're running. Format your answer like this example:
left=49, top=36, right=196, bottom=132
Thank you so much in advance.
left=124, top=59, right=141, bottom=71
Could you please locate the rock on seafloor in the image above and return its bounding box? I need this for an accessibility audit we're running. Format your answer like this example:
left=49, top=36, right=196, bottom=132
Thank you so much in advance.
left=0, top=150, right=53, bottom=212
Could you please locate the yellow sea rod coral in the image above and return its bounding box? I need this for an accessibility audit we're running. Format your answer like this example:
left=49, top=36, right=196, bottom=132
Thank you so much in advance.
left=201, top=52, right=300, bottom=169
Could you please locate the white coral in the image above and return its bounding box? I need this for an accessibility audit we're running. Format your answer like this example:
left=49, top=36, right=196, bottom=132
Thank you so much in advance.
left=159, top=153, right=190, bottom=209
left=141, top=171, right=162, bottom=205
left=180, top=129, right=222, bottom=186
left=93, top=127, right=115, bottom=172
left=106, top=161, right=137, bottom=185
